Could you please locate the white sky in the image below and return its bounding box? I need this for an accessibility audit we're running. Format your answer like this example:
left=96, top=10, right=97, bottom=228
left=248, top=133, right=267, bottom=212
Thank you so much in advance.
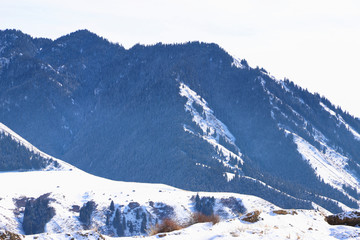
left=1, top=0, right=360, bottom=117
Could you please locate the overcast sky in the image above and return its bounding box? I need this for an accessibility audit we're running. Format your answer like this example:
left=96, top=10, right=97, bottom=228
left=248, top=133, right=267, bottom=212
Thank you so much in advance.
left=1, top=0, right=360, bottom=117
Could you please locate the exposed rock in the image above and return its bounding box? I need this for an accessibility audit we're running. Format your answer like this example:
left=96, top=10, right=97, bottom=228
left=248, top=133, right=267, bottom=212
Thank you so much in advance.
left=241, top=210, right=261, bottom=223
left=325, top=211, right=360, bottom=226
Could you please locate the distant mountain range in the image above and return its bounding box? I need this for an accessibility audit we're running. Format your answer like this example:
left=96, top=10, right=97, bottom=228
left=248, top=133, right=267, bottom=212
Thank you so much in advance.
left=1, top=29, right=360, bottom=213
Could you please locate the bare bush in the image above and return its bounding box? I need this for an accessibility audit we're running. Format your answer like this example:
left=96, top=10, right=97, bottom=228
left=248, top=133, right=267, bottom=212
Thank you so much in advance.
left=273, top=209, right=298, bottom=215
left=149, top=212, right=220, bottom=236
left=190, top=212, right=220, bottom=225
left=148, top=218, right=183, bottom=236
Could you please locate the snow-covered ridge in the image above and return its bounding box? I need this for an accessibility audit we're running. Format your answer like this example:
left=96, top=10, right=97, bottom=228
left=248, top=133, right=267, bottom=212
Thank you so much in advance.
left=231, top=57, right=245, bottom=69
left=0, top=122, right=73, bottom=171
left=179, top=83, right=236, bottom=143
left=320, top=102, right=360, bottom=141
left=179, top=82, right=244, bottom=176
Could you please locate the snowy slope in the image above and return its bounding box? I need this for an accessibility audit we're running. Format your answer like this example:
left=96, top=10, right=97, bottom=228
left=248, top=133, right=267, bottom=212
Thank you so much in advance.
left=178, top=80, right=360, bottom=212
left=179, top=82, right=244, bottom=178
left=320, top=102, right=360, bottom=141
left=0, top=168, right=251, bottom=235
left=259, top=77, right=360, bottom=207
left=288, top=130, right=360, bottom=198
left=2, top=167, right=360, bottom=239
left=138, top=211, right=360, bottom=240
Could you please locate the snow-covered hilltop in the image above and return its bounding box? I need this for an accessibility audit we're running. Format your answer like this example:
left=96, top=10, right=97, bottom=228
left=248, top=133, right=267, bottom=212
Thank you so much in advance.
left=1, top=162, right=360, bottom=239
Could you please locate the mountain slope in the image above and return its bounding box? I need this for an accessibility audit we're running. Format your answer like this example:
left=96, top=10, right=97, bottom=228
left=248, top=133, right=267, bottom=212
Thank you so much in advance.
left=1, top=122, right=360, bottom=239
left=0, top=122, right=72, bottom=171
left=1, top=29, right=360, bottom=213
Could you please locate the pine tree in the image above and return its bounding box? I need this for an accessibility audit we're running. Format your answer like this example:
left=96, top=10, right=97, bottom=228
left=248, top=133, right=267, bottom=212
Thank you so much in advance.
left=113, top=209, right=120, bottom=228
left=79, top=201, right=96, bottom=227
left=128, top=221, right=133, bottom=233
left=106, top=214, right=110, bottom=225
left=122, top=216, right=126, bottom=230
left=113, top=209, right=124, bottom=237
left=110, top=200, right=115, bottom=212
left=140, top=213, right=147, bottom=233
left=135, top=208, right=140, bottom=219
left=195, top=193, right=200, bottom=211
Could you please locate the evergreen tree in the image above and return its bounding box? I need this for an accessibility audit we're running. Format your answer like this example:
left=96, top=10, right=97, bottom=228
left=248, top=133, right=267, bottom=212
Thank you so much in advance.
left=195, top=193, right=200, bottom=211
left=140, top=213, right=147, bottom=233
left=79, top=201, right=96, bottom=227
left=22, top=194, right=55, bottom=235
left=106, top=214, right=110, bottom=226
left=113, top=209, right=121, bottom=228
left=194, top=195, right=215, bottom=216
left=135, top=208, right=140, bottom=219
left=128, top=221, right=133, bottom=233
left=122, top=216, right=126, bottom=230
left=113, top=209, right=125, bottom=236
left=110, top=200, right=115, bottom=212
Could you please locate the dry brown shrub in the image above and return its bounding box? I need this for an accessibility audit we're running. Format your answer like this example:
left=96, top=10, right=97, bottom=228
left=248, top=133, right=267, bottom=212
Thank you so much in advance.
left=149, top=212, right=220, bottom=236
left=273, top=210, right=288, bottom=215
left=273, top=209, right=298, bottom=215
left=148, top=218, right=183, bottom=235
left=149, top=213, right=221, bottom=236
left=0, top=230, right=22, bottom=240
left=190, top=212, right=220, bottom=225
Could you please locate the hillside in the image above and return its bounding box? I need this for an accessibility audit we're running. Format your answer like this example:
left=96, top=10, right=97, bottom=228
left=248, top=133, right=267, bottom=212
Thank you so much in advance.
left=2, top=169, right=360, bottom=240
left=1, top=29, right=360, bottom=213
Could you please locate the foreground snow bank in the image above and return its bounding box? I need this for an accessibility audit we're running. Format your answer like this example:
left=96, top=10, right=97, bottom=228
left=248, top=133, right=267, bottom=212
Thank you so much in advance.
left=2, top=168, right=360, bottom=239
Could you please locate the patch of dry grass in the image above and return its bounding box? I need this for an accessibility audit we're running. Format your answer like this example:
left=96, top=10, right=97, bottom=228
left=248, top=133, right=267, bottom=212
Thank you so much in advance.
left=149, top=213, right=220, bottom=236
left=148, top=218, right=183, bottom=236
left=190, top=212, right=220, bottom=225
left=273, top=209, right=298, bottom=215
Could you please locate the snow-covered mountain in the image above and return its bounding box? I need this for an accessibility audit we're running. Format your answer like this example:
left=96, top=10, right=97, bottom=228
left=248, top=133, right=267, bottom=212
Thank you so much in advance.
left=1, top=122, right=360, bottom=240
left=1, top=29, right=360, bottom=214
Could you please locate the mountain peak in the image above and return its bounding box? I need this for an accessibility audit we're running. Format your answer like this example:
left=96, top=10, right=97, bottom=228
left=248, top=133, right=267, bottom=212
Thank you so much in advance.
left=67, top=29, right=98, bottom=38
left=52, top=29, right=112, bottom=49
left=2, top=29, right=360, bottom=216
